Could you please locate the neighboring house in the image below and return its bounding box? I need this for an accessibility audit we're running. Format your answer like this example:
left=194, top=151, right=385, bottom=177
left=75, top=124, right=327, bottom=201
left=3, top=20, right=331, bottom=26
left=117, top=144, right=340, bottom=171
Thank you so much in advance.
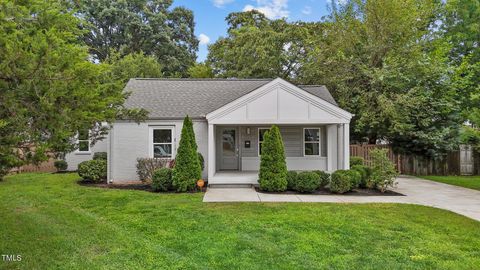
left=66, top=77, right=353, bottom=185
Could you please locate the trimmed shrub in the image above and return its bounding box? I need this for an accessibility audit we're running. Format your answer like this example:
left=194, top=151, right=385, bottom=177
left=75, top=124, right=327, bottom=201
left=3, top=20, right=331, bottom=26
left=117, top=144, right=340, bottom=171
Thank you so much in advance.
left=313, top=170, right=330, bottom=188
left=350, top=156, right=364, bottom=166
left=295, top=171, right=320, bottom=193
left=347, top=170, right=362, bottom=189
left=93, top=152, right=107, bottom=161
left=152, top=168, right=173, bottom=192
left=258, top=125, right=288, bottom=192
left=351, top=165, right=371, bottom=188
left=136, top=158, right=169, bottom=182
left=286, top=171, right=298, bottom=190
left=368, top=149, right=398, bottom=192
left=330, top=170, right=352, bottom=194
left=172, top=116, right=202, bottom=192
left=54, top=160, right=68, bottom=171
left=78, top=160, right=107, bottom=182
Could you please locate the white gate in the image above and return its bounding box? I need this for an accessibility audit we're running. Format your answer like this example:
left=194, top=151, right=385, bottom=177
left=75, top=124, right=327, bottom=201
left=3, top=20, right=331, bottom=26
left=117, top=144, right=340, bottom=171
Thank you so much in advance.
left=460, top=145, right=474, bottom=175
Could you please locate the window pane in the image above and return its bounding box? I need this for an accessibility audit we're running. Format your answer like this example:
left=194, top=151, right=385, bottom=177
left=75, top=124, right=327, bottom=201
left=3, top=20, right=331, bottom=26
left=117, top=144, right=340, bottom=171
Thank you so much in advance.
left=259, top=129, right=268, bottom=142
left=78, top=129, right=89, bottom=140
left=154, top=144, right=172, bottom=158
left=79, top=140, right=89, bottom=152
left=222, top=129, right=235, bottom=156
left=259, top=142, right=263, bottom=155
left=305, top=129, right=319, bottom=142
left=154, top=129, right=172, bottom=143
left=305, top=143, right=319, bottom=155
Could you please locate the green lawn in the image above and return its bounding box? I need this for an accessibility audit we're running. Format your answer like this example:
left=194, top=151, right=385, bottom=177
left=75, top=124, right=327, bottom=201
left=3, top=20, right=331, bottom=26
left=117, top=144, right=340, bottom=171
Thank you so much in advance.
left=1, top=174, right=479, bottom=269
left=420, top=175, right=480, bottom=191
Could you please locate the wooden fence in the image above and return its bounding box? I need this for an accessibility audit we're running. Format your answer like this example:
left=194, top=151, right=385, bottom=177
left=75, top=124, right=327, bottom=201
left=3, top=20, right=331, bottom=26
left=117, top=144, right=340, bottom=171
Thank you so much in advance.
left=350, top=144, right=474, bottom=176
left=9, top=159, right=56, bottom=174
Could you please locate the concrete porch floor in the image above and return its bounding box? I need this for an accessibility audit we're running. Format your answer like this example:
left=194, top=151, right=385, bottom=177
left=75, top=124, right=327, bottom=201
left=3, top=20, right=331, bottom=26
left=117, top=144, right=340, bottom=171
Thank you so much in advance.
left=203, top=175, right=480, bottom=222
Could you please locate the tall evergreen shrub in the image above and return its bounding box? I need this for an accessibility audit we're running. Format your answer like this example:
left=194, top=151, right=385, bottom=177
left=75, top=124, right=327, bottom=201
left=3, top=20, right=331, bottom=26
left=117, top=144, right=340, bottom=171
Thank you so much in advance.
left=172, top=116, right=202, bottom=192
left=258, top=125, right=288, bottom=192
left=184, top=116, right=203, bottom=176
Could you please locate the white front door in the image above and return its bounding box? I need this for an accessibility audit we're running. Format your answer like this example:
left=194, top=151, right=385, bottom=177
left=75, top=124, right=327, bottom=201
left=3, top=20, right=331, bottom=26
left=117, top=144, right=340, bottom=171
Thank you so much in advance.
left=220, top=127, right=239, bottom=170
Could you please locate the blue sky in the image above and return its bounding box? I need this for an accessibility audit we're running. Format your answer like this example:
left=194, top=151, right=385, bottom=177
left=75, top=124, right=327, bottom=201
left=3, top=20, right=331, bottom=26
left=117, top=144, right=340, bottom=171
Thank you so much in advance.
left=171, top=0, right=333, bottom=62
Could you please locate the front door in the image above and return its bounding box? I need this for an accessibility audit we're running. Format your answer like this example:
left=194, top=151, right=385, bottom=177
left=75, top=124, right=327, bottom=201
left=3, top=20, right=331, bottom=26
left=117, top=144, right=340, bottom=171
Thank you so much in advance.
left=220, top=127, right=239, bottom=170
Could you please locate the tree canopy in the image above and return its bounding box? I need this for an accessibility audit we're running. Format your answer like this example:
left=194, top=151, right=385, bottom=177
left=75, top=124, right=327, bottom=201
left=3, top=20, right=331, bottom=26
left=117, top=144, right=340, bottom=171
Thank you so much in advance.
left=0, top=0, right=146, bottom=179
left=72, top=0, right=198, bottom=76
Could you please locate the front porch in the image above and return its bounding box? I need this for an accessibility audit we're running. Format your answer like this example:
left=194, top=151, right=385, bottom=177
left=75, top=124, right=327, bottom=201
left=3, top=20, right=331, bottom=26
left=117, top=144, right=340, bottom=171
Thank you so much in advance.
left=205, top=78, right=353, bottom=184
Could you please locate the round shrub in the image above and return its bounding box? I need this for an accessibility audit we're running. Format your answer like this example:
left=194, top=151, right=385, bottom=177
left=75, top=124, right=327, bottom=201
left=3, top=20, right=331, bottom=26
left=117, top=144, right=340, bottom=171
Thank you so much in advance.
left=295, top=171, right=320, bottom=193
left=350, top=156, right=364, bottom=166
left=78, top=160, right=107, bottom=183
left=313, top=170, right=330, bottom=188
left=54, top=160, right=68, bottom=171
left=152, top=168, right=173, bottom=192
left=351, top=165, right=371, bottom=188
left=93, top=152, right=107, bottom=161
left=286, top=171, right=298, bottom=190
left=330, top=170, right=352, bottom=194
left=347, top=169, right=362, bottom=189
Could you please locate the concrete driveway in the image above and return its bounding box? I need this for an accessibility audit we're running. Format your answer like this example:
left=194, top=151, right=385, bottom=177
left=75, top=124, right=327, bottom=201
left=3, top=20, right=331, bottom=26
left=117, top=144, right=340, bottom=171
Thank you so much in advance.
left=203, top=175, right=480, bottom=221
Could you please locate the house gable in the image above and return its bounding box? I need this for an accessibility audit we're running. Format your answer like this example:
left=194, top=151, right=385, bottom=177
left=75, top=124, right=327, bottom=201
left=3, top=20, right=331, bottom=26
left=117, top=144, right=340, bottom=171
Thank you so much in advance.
left=206, top=78, right=352, bottom=124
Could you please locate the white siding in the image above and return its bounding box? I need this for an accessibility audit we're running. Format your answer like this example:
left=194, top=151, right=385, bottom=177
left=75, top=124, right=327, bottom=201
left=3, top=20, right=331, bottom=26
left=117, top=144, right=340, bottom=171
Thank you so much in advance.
left=110, top=120, right=208, bottom=183
left=65, top=139, right=108, bottom=171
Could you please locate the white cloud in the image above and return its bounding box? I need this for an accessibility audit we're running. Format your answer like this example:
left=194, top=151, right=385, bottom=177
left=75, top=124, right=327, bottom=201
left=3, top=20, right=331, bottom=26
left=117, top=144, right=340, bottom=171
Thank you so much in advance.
left=198, top=33, right=211, bottom=45
left=212, top=0, right=234, bottom=8
left=301, top=6, right=312, bottom=15
left=242, top=0, right=289, bottom=19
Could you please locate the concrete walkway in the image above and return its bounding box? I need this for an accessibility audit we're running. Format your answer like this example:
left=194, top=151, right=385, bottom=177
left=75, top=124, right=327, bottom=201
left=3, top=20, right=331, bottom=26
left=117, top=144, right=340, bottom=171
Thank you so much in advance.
left=203, top=175, right=480, bottom=221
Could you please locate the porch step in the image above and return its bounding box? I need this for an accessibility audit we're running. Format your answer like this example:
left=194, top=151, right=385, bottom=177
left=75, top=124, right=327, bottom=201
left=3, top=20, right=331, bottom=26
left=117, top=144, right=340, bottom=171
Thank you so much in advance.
left=209, top=184, right=254, bottom=188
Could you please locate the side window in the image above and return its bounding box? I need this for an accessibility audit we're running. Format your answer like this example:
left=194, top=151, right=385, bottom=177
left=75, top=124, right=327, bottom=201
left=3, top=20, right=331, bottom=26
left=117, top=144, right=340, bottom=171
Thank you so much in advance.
left=258, top=128, right=269, bottom=156
left=78, top=129, right=90, bottom=152
left=152, top=128, right=173, bottom=158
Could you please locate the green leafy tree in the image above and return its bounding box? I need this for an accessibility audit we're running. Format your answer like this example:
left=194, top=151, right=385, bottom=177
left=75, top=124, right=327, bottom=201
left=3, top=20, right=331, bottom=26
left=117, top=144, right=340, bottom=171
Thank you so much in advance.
left=187, top=63, right=214, bottom=78
left=443, top=0, right=480, bottom=150
left=258, top=125, right=287, bottom=192
left=207, top=10, right=321, bottom=80
left=72, top=0, right=198, bottom=76
left=299, top=0, right=460, bottom=156
left=0, top=0, right=146, bottom=180
left=172, top=116, right=201, bottom=191
left=109, top=52, right=163, bottom=83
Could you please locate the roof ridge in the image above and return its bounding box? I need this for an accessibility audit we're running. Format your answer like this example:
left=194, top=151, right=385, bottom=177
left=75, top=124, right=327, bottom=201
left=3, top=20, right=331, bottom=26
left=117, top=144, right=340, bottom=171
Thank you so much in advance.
left=298, top=84, right=326, bottom=87
left=132, top=78, right=273, bottom=81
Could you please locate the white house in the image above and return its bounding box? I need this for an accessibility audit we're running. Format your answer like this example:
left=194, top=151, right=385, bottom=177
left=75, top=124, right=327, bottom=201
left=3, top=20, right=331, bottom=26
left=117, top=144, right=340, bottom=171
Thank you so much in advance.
left=66, top=78, right=353, bottom=185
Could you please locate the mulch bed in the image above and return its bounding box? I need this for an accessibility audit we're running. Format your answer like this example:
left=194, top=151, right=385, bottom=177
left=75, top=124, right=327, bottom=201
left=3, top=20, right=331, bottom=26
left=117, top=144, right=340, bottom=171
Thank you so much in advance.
left=78, top=180, right=206, bottom=193
left=255, top=187, right=404, bottom=196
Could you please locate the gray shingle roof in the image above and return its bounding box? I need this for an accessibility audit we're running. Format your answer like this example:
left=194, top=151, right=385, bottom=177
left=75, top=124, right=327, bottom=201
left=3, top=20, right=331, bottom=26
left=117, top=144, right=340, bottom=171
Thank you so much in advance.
left=124, top=78, right=338, bottom=119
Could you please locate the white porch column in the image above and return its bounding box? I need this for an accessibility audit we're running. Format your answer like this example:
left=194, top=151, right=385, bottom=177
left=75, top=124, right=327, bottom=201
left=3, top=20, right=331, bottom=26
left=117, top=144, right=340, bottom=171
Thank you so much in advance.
left=343, top=123, right=350, bottom=169
left=207, top=123, right=215, bottom=180
left=326, top=124, right=337, bottom=172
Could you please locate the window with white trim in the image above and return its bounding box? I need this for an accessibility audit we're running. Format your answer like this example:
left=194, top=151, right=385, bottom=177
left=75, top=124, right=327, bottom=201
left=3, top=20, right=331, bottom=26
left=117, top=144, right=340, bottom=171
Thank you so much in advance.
left=304, top=128, right=320, bottom=156
left=152, top=128, right=173, bottom=158
left=258, top=128, right=269, bottom=156
left=77, top=129, right=90, bottom=152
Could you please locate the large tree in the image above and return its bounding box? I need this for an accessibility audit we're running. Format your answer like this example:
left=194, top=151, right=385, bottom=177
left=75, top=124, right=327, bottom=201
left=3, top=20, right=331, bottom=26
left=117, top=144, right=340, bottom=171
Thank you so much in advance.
left=73, top=0, right=198, bottom=76
left=0, top=0, right=145, bottom=179
left=207, top=10, right=321, bottom=80
left=443, top=0, right=480, bottom=150
left=299, top=0, right=461, bottom=156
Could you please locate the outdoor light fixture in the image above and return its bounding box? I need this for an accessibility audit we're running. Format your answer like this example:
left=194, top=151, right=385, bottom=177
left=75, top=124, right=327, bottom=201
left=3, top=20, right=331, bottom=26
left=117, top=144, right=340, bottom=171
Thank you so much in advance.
left=247, top=127, right=250, bottom=135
